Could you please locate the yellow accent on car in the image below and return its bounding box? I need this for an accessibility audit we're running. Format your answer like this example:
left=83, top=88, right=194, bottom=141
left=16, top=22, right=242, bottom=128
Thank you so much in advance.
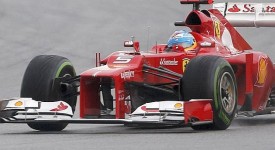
left=174, top=103, right=183, bottom=109
left=185, top=40, right=197, bottom=51
left=15, top=101, right=23, bottom=107
left=256, top=57, right=268, bottom=85
left=182, top=58, right=190, bottom=72
left=214, top=20, right=221, bottom=39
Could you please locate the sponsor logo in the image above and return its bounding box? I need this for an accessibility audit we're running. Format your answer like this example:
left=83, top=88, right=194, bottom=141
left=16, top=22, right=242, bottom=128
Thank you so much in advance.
left=265, top=5, right=275, bottom=12
left=118, top=90, right=125, bottom=101
left=124, top=41, right=133, bottom=46
left=227, top=3, right=275, bottom=13
left=15, top=101, right=23, bottom=107
left=200, top=41, right=212, bottom=47
left=160, top=58, right=178, bottom=66
left=50, top=102, right=68, bottom=111
left=141, top=106, right=159, bottom=112
left=228, top=4, right=241, bottom=12
left=214, top=20, right=221, bottom=39
left=121, top=70, right=134, bottom=79
left=182, top=58, right=190, bottom=72
left=255, top=56, right=268, bottom=87
left=174, top=103, right=183, bottom=109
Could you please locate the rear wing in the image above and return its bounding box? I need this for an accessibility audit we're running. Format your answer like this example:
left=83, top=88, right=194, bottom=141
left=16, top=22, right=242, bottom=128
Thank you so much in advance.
left=213, top=3, right=275, bottom=27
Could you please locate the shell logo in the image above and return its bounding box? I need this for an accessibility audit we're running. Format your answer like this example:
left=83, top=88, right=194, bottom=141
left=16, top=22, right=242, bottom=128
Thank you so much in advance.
left=174, top=103, right=183, bottom=109
left=15, top=101, right=23, bottom=107
left=255, top=56, right=268, bottom=87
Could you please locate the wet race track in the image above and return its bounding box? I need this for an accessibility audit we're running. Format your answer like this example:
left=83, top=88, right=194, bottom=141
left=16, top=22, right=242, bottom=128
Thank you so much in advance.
left=0, top=0, right=275, bottom=149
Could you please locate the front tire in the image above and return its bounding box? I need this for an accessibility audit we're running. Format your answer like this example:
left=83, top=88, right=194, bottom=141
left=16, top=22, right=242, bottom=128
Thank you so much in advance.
left=181, top=55, right=237, bottom=130
left=21, top=55, right=77, bottom=131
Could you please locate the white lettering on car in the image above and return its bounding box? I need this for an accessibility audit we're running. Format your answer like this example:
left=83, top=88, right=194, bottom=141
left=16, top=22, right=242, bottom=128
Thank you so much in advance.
left=113, top=56, right=133, bottom=64
left=160, top=58, right=178, bottom=66
left=121, top=70, right=135, bottom=79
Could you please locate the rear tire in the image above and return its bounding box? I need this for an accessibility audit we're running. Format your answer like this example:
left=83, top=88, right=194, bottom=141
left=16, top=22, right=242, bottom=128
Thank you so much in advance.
left=21, top=55, right=77, bottom=131
left=181, top=55, right=237, bottom=130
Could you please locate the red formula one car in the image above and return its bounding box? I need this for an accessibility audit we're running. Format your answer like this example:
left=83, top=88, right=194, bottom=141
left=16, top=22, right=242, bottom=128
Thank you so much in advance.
left=1, top=0, right=275, bottom=131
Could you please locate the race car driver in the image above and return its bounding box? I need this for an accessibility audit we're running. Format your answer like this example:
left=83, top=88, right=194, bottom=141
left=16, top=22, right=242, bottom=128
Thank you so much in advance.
left=165, top=30, right=197, bottom=52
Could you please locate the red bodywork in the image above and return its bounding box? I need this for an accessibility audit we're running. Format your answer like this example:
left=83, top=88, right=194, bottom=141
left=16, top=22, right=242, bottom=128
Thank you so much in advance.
left=79, top=2, right=275, bottom=122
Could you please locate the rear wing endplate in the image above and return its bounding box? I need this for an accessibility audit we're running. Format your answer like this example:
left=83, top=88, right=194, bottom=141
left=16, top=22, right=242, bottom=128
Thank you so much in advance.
left=213, top=3, right=275, bottom=27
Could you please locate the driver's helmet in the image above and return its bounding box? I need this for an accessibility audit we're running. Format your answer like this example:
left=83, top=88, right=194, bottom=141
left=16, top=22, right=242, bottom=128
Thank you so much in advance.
left=167, top=30, right=196, bottom=51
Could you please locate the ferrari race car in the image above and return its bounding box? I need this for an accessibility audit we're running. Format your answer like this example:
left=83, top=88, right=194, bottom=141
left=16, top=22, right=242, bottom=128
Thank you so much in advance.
left=1, top=0, right=275, bottom=131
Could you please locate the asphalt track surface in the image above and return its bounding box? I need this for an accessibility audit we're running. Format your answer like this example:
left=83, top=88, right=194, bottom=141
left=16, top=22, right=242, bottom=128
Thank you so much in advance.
left=0, top=0, right=275, bottom=149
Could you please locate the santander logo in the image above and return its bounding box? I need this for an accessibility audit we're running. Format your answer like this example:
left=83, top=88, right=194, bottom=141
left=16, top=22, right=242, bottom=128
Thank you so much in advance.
left=228, top=4, right=241, bottom=12
left=50, top=102, right=68, bottom=111
left=160, top=58, right=178, bottom=66
left=227, top=3, right=275, bottom=13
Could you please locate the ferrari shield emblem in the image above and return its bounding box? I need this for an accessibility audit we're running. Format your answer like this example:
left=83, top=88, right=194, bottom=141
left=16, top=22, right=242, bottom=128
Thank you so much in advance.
left=214, top=20, right=221, bottom=39
left=255, top=56, right=268, bottom=87
left=182, top=58, right=190, bottom=72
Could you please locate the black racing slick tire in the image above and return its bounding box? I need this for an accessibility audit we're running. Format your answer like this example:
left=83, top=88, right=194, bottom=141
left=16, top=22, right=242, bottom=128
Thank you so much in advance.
left=181, top=55, right=237, bottom=130
left=21, top=55, right=77, bottom=131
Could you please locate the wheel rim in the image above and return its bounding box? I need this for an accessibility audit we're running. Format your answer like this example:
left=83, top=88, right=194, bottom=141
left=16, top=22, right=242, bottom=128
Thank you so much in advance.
left=219, top=72, right=236, bottom=114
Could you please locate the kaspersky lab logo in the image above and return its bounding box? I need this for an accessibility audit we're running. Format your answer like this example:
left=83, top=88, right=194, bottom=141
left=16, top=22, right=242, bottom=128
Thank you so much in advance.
left=160, top=58, right=178, bottom=66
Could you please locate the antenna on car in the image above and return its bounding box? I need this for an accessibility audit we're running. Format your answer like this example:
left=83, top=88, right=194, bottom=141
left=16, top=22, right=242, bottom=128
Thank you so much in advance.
left=155, top=41, right=158, bottom=54
left=131, top=36, right=135, bottom=43
left=147, top=26, right=151, bottom=52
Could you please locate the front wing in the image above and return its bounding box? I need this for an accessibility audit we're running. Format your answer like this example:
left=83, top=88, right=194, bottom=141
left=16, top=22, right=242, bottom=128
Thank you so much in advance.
left=0, top=98, right=213, bottom=127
